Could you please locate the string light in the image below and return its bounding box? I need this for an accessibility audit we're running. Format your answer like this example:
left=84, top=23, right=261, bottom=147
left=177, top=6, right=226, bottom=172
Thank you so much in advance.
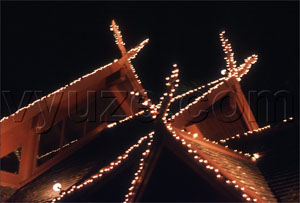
left=219, top=125, right=271, bottom=144
left=123, top=132, right=154, bottom=203
left=219, top=31, right=258, bottom=82
left=1, top=21, right=150, bottom=124
left=160, top=64, right=263, bottom=202
left=219, top=117, right=293, bottom=144
left=110, top=20, right=150, bottom=101
left=165, top=126, right=260, bottom=202
left=0, top=62, right=113, bottom=123
left=166, top=124, right=275, bottom=201
left=171, top=81, right=225, bottom=121
left=38, top=139, right=78, bottom=160
left=169, top=31, right=258, bottom=107
left=171, top=77, right=226, bottom=102
left=110, top=20, right=126, bottom=52
left=127, top=39, right=149, bottom=61
left=107, top=110, right=146, bottom=129
left=51, top=132, right=153, bottom=202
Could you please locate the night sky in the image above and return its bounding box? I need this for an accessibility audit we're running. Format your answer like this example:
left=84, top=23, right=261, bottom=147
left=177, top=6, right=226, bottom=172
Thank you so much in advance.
left=2, top=1, right=299, bottom=202
left=2, top=1, right=299, bottom=114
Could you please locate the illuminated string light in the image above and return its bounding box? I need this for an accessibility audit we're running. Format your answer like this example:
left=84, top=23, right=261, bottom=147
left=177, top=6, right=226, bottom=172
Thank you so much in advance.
left=169, top=127, right=273, bottom=201
left=170, top=31, right=258, bottom=106
left=0, top=62, right=113, bottom=123
left=171, top=77, right=226, bottom=102
left=1, top=21, right=150, bottom=124
left=219, top=125, right=271, bottom=144
left=107, top=110, right=147, bottom=129
left=110, top=20, right=150, bottom=101
left=219, top=117, right=293, bottom=144
left=127, top=39, right=149, bottom=61
left=123, top=132, right=154, bottom=203
left=219, top=31, right=258, bottom=82
left=178, top=129, right=255, bottom=160
left=165, top=126, right=258, bottom=202
left=162, top=62, right=256, bottom=161
left=171, top=81, right=225, bottom=121
left=110, top=20, right=126, bottom=52
left=220, top=31, right=237, bottom=77
left=51, top=132, right=153, bottom=202
left=159, top=64, right=260, bottom=201
left=38, top=139, right=78, bottom=160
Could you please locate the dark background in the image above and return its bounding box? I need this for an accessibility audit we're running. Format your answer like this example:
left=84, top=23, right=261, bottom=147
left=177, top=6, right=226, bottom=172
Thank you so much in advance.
left=2, top=1, right=299, bottom=202
left=2, top=1, right=299, bottom=117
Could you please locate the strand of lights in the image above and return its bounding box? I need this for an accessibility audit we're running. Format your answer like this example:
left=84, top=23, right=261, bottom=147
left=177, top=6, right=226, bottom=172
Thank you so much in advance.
left=202, top=136, right=257, bottom=160
left=110, top=20, right=149, bottom=100
left=51, top=132, right=153, bottom=202
left=219, top=117, right=293, bottom=144
left=165, top=126, right=257, bottom=202
left=219, top=31, right=258, bottom=82
left=169, top=52, right=257, bottom=121
left=220, top=30, right=237, bottom=77
left=128, top=62, right=149, bottom=98
left=110, top=20, right=126, bottom=51
left=175, top=129, right=256, bottom=161
left=170, top=52, right=257, bottom=106
left=123, top=131, right=154, bottom=203
left=38, top=139, right=78, bottom=160
left=127, top=66, right=179, bottom=203
left=170, top=81, right=225, bottom=122
left=138, top=63, right=180, bottom=121
left=234, top=55, right=258, bottom=81
left=171, top=77, right=226, bottom=102
left=1, top=21, right=150, bottom=124
left=107, top=110, right=147, bottom=128
left=219, top=125, right=271, bottom=144
left=127, top=39, right=149, bottom=61
left=160, top=64, right=180, bottom=123
left=162, top=63, right=253, bottom=162
left=162, top=61, right=257, bottom=197
left=0, top=62, right=113, bottom=123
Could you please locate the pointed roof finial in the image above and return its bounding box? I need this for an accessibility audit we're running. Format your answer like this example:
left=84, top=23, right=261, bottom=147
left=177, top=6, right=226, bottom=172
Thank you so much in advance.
left=127, top=38, right=149, bottom=60
left=111, top=20, right=127, bottom=56
left=219, top=30, right=237, bottom=77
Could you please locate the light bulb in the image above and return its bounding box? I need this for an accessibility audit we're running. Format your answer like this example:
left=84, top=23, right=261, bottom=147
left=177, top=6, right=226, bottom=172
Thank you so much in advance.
left=53, top=183, right=62, bottom=192
left=220, top=69, right=227, bottom=75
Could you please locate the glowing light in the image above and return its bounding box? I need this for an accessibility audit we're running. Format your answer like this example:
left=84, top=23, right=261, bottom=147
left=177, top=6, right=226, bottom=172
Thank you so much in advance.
left=221, top=69, right=227, bottom=75
left=51, top=132, right=153, bottom=202
left=219, top=124, right=272, bottom=144
left=53, top=183, right=62, bottom=192
left=253, top=153, right=260, bottom=159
